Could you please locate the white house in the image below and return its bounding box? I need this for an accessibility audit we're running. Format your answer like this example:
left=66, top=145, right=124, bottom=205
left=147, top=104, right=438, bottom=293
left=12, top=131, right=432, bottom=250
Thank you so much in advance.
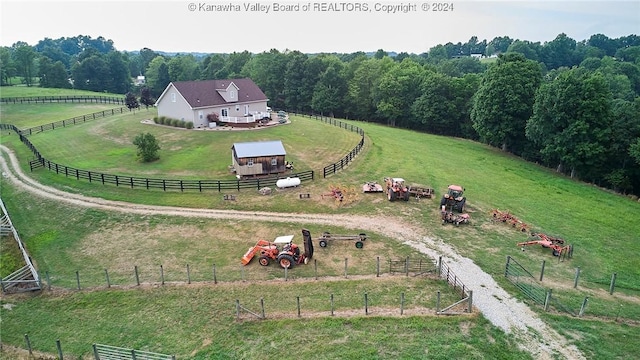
left=154, top=78, right=270, bottom=128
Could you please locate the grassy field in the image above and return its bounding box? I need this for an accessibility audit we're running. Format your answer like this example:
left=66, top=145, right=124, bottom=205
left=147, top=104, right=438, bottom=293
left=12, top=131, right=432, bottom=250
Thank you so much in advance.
left=1, top=87, right=639, bottom=359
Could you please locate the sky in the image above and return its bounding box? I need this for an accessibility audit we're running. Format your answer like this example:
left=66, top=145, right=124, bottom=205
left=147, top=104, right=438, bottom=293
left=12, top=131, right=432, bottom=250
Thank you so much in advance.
left=1, top=0, right=639, bottom=54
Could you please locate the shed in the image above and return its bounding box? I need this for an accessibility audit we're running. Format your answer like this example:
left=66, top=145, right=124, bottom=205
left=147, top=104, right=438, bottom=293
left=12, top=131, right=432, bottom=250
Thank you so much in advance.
left=231, top=140, right=287, bottom=177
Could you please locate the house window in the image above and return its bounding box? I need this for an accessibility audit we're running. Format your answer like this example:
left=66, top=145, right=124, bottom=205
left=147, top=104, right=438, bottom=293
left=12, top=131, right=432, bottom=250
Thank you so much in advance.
left=271, top=158, right=277, bottom=166
left=247, top=158, right=254, bottom=167
left=221, top=108, right=228, bottom=117
left=230, top=90, right=236, bottom=99
left=198, top=110, right=203, bottom=119
left=171, top=93, right=176, bottom=102
left=245, top=105, right=250, bottom=114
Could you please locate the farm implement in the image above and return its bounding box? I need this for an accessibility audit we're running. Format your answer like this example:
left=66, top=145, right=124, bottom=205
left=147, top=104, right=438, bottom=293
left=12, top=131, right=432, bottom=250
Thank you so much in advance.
left=440, top=185, right=466, bottom=212
left=491, top=209, right=530, bottom=232
left=362, top=181, right=384, bottom=193
left=518, top=233, right=573, bottom=258
left=407, top=185, right=435, bottom=200
left=241, top=229, right=314, bottom=269
left=441, top=210, right=470, bottom=226
left=318, top=231, right=367, bottom=249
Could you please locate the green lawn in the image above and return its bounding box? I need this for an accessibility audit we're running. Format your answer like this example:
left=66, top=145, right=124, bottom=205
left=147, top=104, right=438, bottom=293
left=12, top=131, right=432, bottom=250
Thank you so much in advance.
left=1, top=88, right=639, bottom=359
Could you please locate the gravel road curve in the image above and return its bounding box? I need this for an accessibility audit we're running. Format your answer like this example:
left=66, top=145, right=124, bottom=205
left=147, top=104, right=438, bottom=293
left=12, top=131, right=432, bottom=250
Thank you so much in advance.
left=0, top=145, right=584, bottom=359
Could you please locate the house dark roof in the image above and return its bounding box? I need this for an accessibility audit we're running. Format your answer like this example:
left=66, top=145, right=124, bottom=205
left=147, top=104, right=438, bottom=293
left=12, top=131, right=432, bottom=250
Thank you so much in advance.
left=233, top=141, right=286, bottom=158
left=170, top=78, right=268, bottom=108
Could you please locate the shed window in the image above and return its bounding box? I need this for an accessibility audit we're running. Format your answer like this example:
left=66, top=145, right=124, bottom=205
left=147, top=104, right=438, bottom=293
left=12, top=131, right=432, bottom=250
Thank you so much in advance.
left=271, top=158, right=277, bottom=166
left=248, top=159, right=254, bottom=167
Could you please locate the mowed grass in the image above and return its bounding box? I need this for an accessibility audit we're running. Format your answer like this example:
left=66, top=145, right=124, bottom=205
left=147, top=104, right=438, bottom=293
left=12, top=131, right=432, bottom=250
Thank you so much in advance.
left=1, top=89, right=639, bottom=358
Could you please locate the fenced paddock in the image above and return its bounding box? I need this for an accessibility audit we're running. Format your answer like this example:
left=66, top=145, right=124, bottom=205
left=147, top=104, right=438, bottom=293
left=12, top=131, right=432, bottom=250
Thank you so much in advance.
left=0, top=95, right=125, bottom=105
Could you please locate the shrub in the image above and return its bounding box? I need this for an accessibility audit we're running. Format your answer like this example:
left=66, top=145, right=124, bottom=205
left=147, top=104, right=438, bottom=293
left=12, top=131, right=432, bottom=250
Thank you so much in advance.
left=153, top=116, right=159, bottom=124
left=186, top=122, right=194, bottom=129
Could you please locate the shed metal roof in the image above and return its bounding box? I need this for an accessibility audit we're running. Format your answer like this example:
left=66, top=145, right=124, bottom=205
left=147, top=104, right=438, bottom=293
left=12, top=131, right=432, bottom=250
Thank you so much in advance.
left=233, top=140, right=286, bottom=158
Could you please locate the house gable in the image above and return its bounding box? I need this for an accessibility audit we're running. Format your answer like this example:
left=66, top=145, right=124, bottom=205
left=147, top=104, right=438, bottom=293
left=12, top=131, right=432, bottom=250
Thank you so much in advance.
left=216, top=82, right=240, bottom=103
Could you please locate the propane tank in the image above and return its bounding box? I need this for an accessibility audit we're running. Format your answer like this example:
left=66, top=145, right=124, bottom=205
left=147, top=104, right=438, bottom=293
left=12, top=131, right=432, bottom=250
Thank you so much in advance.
left=276, top=177, right=301, bottom=189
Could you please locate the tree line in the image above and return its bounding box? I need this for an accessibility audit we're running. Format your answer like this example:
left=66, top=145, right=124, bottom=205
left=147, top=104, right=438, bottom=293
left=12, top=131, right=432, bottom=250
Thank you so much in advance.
left=1, top=33, right=640, bottom=195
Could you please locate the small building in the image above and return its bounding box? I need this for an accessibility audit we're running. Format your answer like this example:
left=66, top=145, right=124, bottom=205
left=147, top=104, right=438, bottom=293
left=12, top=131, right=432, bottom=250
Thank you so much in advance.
left=231, top=140, right=287, bottom=178
left=135, top=75, right=146, bottom=85
left=154, top=78, right=270, bottom=128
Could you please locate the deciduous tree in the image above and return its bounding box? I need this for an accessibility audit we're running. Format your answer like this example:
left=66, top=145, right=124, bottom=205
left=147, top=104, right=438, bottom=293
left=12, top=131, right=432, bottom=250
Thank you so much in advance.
left=471, top=53, right=542, bottom=154
left=133, top=133, right=160, bottom=162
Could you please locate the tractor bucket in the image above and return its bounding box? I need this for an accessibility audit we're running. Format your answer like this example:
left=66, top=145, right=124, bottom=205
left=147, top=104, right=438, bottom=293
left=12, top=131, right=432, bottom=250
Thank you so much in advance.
left=241, top=247, right=256, bottom=266
left=302, top=228, right=314, bottom=260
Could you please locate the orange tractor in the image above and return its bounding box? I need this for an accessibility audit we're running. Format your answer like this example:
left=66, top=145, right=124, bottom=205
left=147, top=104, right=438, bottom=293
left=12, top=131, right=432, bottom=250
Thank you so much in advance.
left=384, top=177, right=410, bottom=201
left=241, top=229, right=314, bottom=269
left=440, top=185, right=466, bottom=212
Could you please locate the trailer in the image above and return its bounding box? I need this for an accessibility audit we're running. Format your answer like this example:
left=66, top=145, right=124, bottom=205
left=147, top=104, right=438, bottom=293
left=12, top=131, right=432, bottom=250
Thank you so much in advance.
left=318, top=232, right=367, bottom=249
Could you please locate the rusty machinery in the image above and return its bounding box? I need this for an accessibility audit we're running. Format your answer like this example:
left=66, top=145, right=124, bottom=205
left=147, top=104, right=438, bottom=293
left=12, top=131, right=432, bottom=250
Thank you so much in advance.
left=241, top=229, right=314, bottom=269
left=518, top=233, right=573, bottom=258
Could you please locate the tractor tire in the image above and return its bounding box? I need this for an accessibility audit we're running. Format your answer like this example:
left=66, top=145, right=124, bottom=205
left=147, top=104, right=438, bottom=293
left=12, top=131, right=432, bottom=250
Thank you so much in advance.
left=278, top=254, right=295, bottom=269
left=403, top=191, right=410, bottom=201
left=388, top=189, right=396, bottom=201
left=319, top=239, right=328, bottom=248
left=258, top=256, right=270, bottom=266
left=458, top=199, right=466, bottom=213
left=355, top=241, right=364, bottom=249
left=440, top=196, right=447, bottom=207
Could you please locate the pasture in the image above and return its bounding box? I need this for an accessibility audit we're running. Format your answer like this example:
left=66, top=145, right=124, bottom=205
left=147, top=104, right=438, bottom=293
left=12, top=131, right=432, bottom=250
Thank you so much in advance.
left=1, top=87, right=639, bottom=359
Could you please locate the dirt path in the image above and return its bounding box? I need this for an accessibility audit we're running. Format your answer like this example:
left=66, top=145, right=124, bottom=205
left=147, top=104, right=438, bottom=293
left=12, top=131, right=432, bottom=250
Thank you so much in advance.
left=0, top=145, right=584, bottom=359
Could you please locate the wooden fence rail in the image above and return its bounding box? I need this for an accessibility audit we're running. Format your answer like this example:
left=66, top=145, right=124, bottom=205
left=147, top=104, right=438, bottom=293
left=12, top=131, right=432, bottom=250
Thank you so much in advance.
left=0, top=95, right=124, bottom=104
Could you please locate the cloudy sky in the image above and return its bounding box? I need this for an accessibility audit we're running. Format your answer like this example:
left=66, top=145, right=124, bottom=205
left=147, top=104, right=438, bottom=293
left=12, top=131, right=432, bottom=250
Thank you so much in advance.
left=1, top=0, right=638, bottom=54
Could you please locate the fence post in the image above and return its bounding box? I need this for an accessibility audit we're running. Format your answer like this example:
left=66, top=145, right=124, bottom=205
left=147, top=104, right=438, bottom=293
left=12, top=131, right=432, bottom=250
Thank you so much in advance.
left=187, top=264, right=191, bottom=284
left=236, top=299, right=240, bottom=320
left=544, top=289, right=552, bottom=311
left=105, top=269, right=110, bottom=288
left=24, top=334, right=32, bottom=355
left=56, top=339, right=64, bottom=360
left=579, top=297, right=589, bottom=317
left=314, top=259, right=318, bottom=280
left=93, top=344, right=99, bottom=359
left=574, top=267, right=580, bottom=288
left=297, top=296, right=301, bottom=318
left=134, top=266, right=140, bottom=286
left=467, top=290, right=473, bottom=313
left=213, top=264, right=217, bottom=284
left=539, top=260, right=546, bottom=282
left=438, top=256, right=442, bottom=276
left=260, top=298, right=265, bottom=319
left=609, top=273, right=617, bottom=295
left=344, top=258, right=348, bottom=278
left=436, top=291, right=441, bottom=314
left=284, top=266, right=288, bottom=281
left=330, top=294, right=334, bottom=316
left=131, top=349, right=137, bottom=360
left=376, top=256, right=380, bottom=277
left=46, top=271, right=51, bottom=290
left=400, top=292, right=405, bottom=315
left=505, top=256, right=511, bottom=277
left=241, top=264, right=245, bottom=282
left=405, top=257, right=409, bottom=277
left=364, top=292, right=369, bottom=315
left=160, top=265, right=165, bottom=285
left=76, top=271, right=81, bottom=290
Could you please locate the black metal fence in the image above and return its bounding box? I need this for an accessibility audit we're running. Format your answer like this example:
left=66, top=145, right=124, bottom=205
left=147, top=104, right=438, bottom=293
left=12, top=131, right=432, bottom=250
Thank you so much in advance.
left=20, top=107, right=129, bottom=135
left=0, top=95, right=124, bottom=104
left=288, top=111, right=365, bottom=178
left=29, top=157, right=315, bottom=192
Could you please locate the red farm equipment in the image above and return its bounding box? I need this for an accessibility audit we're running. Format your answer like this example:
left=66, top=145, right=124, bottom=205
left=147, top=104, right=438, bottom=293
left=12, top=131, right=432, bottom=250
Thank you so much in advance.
left=490, top=209, right=530, bottom=233
left=241, top=229, right=314, bottom=269
left=384, top=177, right=410, bottom=201
left=518, top=233, right=573, bottom=258
left=363, top=181, right=384, bottom=193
